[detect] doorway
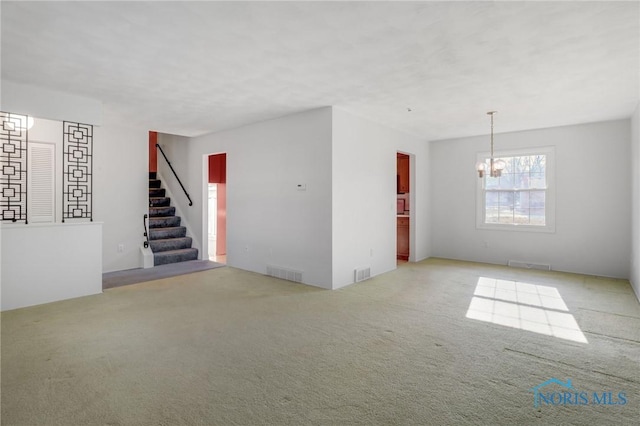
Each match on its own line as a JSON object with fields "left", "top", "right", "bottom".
{"left": 396, "top": 152, "right": 410, "bottom": 264}
{"left": 208, "top": 153, "right": 227, "bottom": 264}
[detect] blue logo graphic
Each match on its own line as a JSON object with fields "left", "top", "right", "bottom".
{"left": 529, "top": 378, "right": 627, "bottom": 408}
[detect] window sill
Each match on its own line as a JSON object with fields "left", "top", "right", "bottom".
{"left": 476, "top": 222, "right": 555, "bottom": 233}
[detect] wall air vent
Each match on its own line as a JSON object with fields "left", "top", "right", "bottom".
{"left": 354, "top": 267, "right": 371, "bottom": 283}
{"left": 507, "top": 260, "right": 551, "bottom": 271}
{"left": 266, "top": 265, "right": 302, "bottom": 283}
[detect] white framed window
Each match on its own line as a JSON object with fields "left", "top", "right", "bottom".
{"left": 476, "top": 146, "right": 555, "bottom": 233}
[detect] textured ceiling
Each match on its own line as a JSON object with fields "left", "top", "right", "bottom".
{"left": 1, "top": 1, "right": 639, "bottom": 140}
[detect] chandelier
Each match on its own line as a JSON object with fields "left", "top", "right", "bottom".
{"left": 476, "top": 111, "right": 505, "bottom": 178}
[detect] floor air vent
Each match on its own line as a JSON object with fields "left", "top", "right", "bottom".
{"left": 354, "top": 267, "right": 371, "bottom": 283}
{"left": 507, "top": 260, "right": 551, "bottom": 271}
{"left": 266, "top": 265, "right": 303, "bottom": 283}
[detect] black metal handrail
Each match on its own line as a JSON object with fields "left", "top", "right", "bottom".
{"left": 143, "top": 214, "right": 150, "bottom": 248}
{"left": 156, "top": 143, "right": 193, "bottom": 206}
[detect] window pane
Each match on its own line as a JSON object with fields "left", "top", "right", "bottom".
{"left": 528, "top": 156, "right": 545, "bottom": 189}
{"left": 499, "top": 191, "right": 514, "bottom": 206}
{"left": 514, "top": 207, "right": 530, "bottom": 224}
{"left": 530, "top": 155, "right": 546, "bottom": 174}
{"left": 486, "top": 192, "right": 500, "bottom": 207}
{"left": 486, "top": 207, "right": 499, "bottom": 223}
{"left": 530, "top": 172, "right": 545, "bottom": 188}
{"left": 498, "top": 191, "right": 514, "bottom": 224}
{"left": 498, "top": 206, "right": 514, "bottom": 223}
{"left": 517, "top": 191, "right": 530, "bottom": 209}
{"left": 530, "top": 208, "right": 545, "bottom": 225}
{"left": 530, "top": 191, "right": 545, "bottom": 208}
{"left": 513, "top": 172, "right": 529, "bottom": 189}
{"left": 501, "top": 157, "right": 514, "bottom": 174}
{"left": 480, "top": 151, "right": 550, "bottom": 229}
{"left": 498, "top": 173, "right": 514, "bottom": 189}
{"left": 515, "top": 156, "right": 530, "bottom": 173}
{"left": 486, "top": 175, "right": 499, "bottom": 189}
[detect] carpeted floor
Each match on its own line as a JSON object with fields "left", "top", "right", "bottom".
{"left": 2, "top": 258, "right": 639, "bottom": 425}
{"left": 102, "top": 260, "right": 225, "bottom": 289}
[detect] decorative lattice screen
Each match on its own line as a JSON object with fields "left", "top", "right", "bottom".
{"left": 1, "top": 111, "right": 29, "bottom": 223}
{"left": 62, "top": 121, "right": 93, "bottom": 221}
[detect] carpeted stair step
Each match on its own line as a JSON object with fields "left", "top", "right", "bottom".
{"left": 147, "top": 173, "right": 198, "bottom": 267}
{"left": 150, "top": 237, "right": 193, "bottom": 253}
{"left": 149, "top": 197, "right": 171, "bottom": 207}
{"left": 149, "top": 206, "right": 176, "bottom": 217}
{"left": 149, "top": 188, "right": 166, "bottom": 197}
{"left": 154, "top": 248, "right": 199, "bottom": 266}
{"left": 149, "top": 216, "right": 181, "bottom": 228}
{"left": 149, "top": 226, "right": 187, "bottom": 240}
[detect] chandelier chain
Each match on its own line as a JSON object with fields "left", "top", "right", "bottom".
{"left": 490, "top": 112, "right": 494, "bottom": 158}
{"left": 476, "top": 111, "right": 503, "bottom": 179}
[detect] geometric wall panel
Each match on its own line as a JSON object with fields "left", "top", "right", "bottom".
{"left": 0, "top": 111, "right": 28, "bottom": 223}
{"left": 62, "top": 121, "right": 93, "bottom": 222}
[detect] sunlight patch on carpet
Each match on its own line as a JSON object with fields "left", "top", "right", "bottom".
{"left": 466, "top": 277, "right": 588, "bottom": 343}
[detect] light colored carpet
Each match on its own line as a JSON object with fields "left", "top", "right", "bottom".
{"left": 2, "top": 258, "right": 639, "bottom": 425}
{"left": 102, "top": 260, "right": 225, "bottom": 289}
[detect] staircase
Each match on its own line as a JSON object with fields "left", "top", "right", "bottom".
{"left": 148, "top": 172, "right": 198, "bottom": 266}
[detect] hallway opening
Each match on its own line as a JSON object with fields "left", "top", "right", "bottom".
{"left": 207, "top": 153, "right": 227, "bottom": 264}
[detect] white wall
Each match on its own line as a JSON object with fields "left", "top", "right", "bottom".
{"left": 29, "top": 113, "right": 148, "bottom": 273}
{"left": 631, "top": 103, "right": 640, "bottom": 300}
{"left": 430, "top": 119, "right": 631, "bottom": 279}
{"left": 94, "top": 109, "right": 149, "bottom": 272}
{"left": 1, "top": 82, "right": 148, "bottom": 274}
{"left": 1, "top": 80, "right": 103, "bottom": 126}
{"left": 331, "top": 108, "right": 430, "bottom": 289}
{"left": 159, "top": 108, "right": 334, "bottom": 288}
{"left": 1, "top": 223, "right": 102, "bottom": 311}
{"left": 408, "top": 139, "right": 431, "bottom": 262}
